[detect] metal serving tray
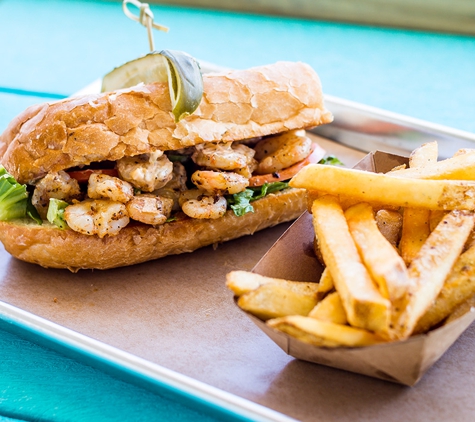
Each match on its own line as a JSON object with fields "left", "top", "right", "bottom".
{"left": 1, "top": 64, "right": 475, "bottom": 421}
{"left": 314, "top": 94, "right": 475, "bottom": 159}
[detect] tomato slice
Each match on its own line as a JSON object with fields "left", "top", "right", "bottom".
{"left": 248, "top": 143, "right": 325, "bottom": 187}
{"left": 67, "top": 168, "right": 119, "bottom": 183}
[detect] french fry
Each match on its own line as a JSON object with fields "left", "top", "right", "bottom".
{"left": 311, "top": 195, "right": 391, "bottom": 335}
{"left": 443, "top": 295, "right": 475, "bottom": 326}
{"left": 226, "top": 270, "right": 319, "bottom": 297}
{"left": 453, "top": 148, "right": 475, "bottom": 157}
{"left": 313, "top": 235, "right": 325, "bottom": 266}
{"left": 392, "top": 210, "right": 475, "bottom": 339}
{"left": 237, "top": 284, "right": 318, "bottom": 321}
{"left": 345, "top": 203, "right": 410, "bottom": 301}
{"left": 306, "top": 190, "right": 364, "bottom": 213}
{"left": 414, "top": 245, "right": 475, "bottom": 334}
{"left": 389, "top": 149, "right": 475, "bottom": 180}
{"left": 308, "top": 190, "right": 399, "bottom": 215}
{"left": 375, "top": 209, "right": 403, "bottom": 248}
{"left": 388, "top": 164, "right": 406, "bottom": 172}
{"left": 465, "top": 230, "right": 475, "bottom": 251}
{"left": 267, "top": 316, "right": 383, "bottom": 347}
{"left": 429, "top": 210, "right": 447, "bottom": 231}
{"left": 408, "top": 141, "right": 438, "bottom": 168}
{"left": 399, "top": 142, "right": 438, "bottom": 264}
{"left": 290, "top": 165, "right": 475, "bottom": 210}
{"left": 316, "top": 267, "right": 334, "bottom": 300}
{"left": 308, "top": 291, "right": 348, "bottom": 325}
{"left": 399, "top": 208, "right": 431, "bottom": 265}
{"left": 432, "top": 211, "right": 475, "bottom": 251}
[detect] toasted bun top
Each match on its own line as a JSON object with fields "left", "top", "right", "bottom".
{"left": 0, "top": 61, "right": 332, "bottom": 184}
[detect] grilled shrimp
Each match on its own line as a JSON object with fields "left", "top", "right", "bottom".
{"left": 153, "top": 162, "right": 188, "bottom": 211}
{"left": 191, "top": 170, "right": 249, "bottom": 195}
{"left": 232, "top": 144, "right": 258, "bottom": 178}
{"left": 117, "top": 150, "right": 173, "bottom": 192}
{"left": 87, "top": 173, "right": 134, "bottom": 203}
{"left": 32, "top": 171, "right": 82, "bottom": 219}
{"left": 64, "top": 199, "right": 129, "bottom": 238}
{"left": 178, "top": 189, "right": 203, "bottom": 207}
{"left": 181, "top": 193, "right": 227, "bottom": 220}
{"left": 126, "top": 194, "right": 173, "bottom": 226}
{"left": 192, "top": 142, "right": 257, "bottom": 172}
{"left": 254, "top": 130, "right": 312, "bottom": 174}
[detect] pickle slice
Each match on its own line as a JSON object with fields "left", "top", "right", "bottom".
{"left": 101, "top": 50, "right": 203, "bottom": 122}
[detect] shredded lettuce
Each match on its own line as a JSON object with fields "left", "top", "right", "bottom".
{"left": 0, "top": 165, "right": 29, "bottom": 221}
{"left": 318, "top": 155, "right": 344, "bottom": 166}
{"left": 227, "top": 181, "right": 290, "bottom": 217}
{"left": 46, "top": 198, "right": 69, "bottom": 229}
{"left": 249, "top": 181, "right": 289, "bottom": 200}
{"left": 227, "top": 189, "right": 254, "bottom": 217}
{"left": 27, "top": 195, "right": 42, "bottom": 224}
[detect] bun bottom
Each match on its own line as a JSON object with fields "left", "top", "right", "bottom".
{"left": 0, "top": 188, "right": 306, "bottom": 271}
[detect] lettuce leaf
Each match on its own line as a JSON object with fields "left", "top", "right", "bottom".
{"left": 46, "top": 198, "right": 69, "bottom": 229}
{"left": 27, "top": 195, "right": 42, "bottom": 224}
{"left": 0, "top": 166, "right": 29, "bottom": 221}
{"left": 318, "top": 155, "right": 344, "bottom": 166}
{"left": 249, "top": 181, "right": 289, "bottom": 200}
{"left": 227, "top": 189, "right": 254, "bottom": 217}
{"left": 227, "top": 181, "right": 290, "bottom": 217}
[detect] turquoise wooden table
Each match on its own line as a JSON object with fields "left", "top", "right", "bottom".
{"left": 1, "top": 0, "right": 475, "bottom": 421}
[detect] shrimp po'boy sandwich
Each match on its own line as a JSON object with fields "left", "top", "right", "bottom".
{"left": 0, "top": 54, "right": 332, "bottom": 271}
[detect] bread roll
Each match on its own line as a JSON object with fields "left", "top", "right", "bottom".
{"left": 0, "top": 61, "right": 332, "bottom": 184}
{"left": 0, "top": 60, "right": 332, "bottom": 270}
{"left": 0, "top": 188, "right": 306, "bottom": 271}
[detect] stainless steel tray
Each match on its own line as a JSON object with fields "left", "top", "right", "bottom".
{"left": 315, "top": 94, "right": 475, "bottom": 159}
{"left": 2, "top": 64, "right": 475, "bottom": 421}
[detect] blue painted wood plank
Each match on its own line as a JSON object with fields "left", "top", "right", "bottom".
{"left": 1, "top": 0, "right": 475, "bottom": 132}
{"left": 0, "top": 327, "right": 221, "bottom": 422}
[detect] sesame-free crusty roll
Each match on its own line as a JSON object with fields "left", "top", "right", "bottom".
{"left": 0, "top": 188, "right": 306, "bottom": 271}
{"left": 0, "top": 60, "right": 332, "bottom": 270}
{"left": 0, "top": 61, "right": 332, "bottom": 184}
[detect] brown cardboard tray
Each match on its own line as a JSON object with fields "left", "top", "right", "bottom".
{"left": 248, "top": 151, "right": 475, "bottom": 386}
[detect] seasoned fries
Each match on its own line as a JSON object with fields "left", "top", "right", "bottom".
{"left": 392, "top": 210, "right": 474, "bottom": 339}
{"left": 311, "top": 195, "right": 390, "bottom": 335}
{"left": 399, "top": 208, "right": 431, "bottom": 265}
{"left": 289, "top": 165, "right": 475, "bottom": 210}
{"left": 389, "top": 149, "right": 475, "bottom": 180}
{"left": 226, "top": 140, "right": 475, "bottom": 350}
{"left": 237, "top": 283, "right": 318, "bottom": 321}
{"left": 267, "top": 316, "right": 383, "bottom": 348}
{"left": 316, "top": 267, "right": 334, "bottom": 300}
{"left": 414, "top": 245, "right": 475, "bottom": 334}
{"left": 308, "top": 292, "right": 347, "bottom": 325}
{"left": 345, "top": 203, "right": 409, "bottom": 301}
{"left": 375, "top": 209, "right": 402, "bottom": 247}
{"left": 399, "top": 142, "right": 438, "bottom": 265}
{"left": 443, "top": 295, "right": 475, "bottom": 326}
{"left": 408, "top": 141, "right": 438, "bottom": 168}
{"left": 226, "top": 270, "right": 319, "bottom": 297}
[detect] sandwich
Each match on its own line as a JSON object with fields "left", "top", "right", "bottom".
{"left": 0, "top": 59, "right": 332, "bottom": 271}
